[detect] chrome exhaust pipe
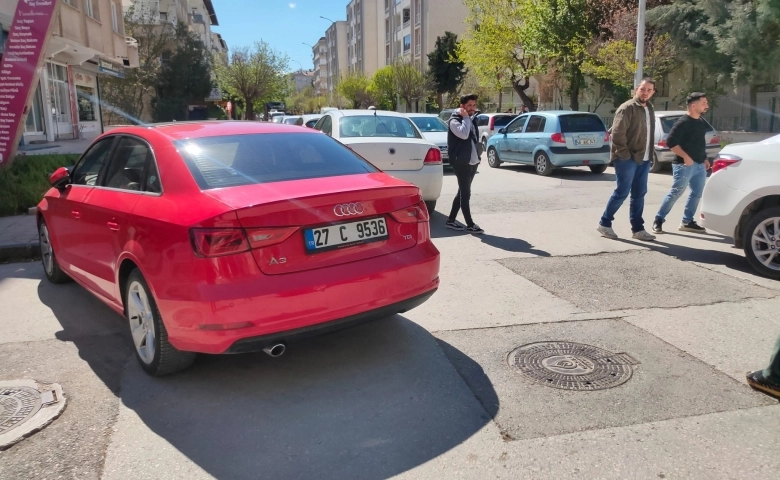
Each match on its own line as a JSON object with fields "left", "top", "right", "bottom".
{"left": 263, "top": 343, "right": 286, "bottom": 358}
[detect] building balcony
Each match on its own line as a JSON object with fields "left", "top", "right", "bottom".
{"left": 416, "top": 12, "right": 421, "bottom": 25}
{"left": 403, "top": 20, "right": 410, "bottom": 29}
{"left": 415, "top": 44, "right": 421, "bottom": 56}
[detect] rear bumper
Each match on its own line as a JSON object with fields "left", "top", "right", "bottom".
{"left": 161, "top": 240, "right": 440, "bottom": 354}
{"left": 227, "top": 289, "right": 436, "bottom": 354}
{"left": 547, "top": 148, "right": 611, "bottom": 167}
{"left": 656, "top": 145, "right": 721, "bottom": 163}
{"left": 384, "top": 165, "right": 443, "bottom": 201}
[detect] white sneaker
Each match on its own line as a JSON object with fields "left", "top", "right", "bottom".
{"left": 597, "top": 225, "right": 618, "bottom": 239}
{"left": 632, "top": 230, "right": 656, "bottom": 242}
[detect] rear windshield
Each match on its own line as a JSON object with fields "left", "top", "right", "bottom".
{"left": 660, "top": 115, "right": 715, "bottom": 133}
{"left": 409, "top": 116, "right": 448, "bottom": 132}
{"left": 559, "top": 114, "right": 606, "bottom": 133}
{"left": 340, "top": 115, "right": 422, "bottom": 138}
{"left": 492, "top": 115, "right": 516, "bottom": 127}
{"left": 176, "top": 133, "right": 378, "bottom": 189}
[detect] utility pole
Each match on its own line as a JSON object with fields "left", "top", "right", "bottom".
{"left": 634, "top": 0, "right": 647, "bottom": 89}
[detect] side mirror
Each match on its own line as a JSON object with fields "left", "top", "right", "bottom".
{"left": 49, "top": 167, "right": 70, "bottom": 190}
{"left": 498, "top": 128, "right": 507, "bottom": 134}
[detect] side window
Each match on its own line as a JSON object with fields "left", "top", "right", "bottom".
{"left": 313, "top": 116, "right": 326, "bottom": 131}
{"left": 506, "top": 115, "right": 528, "bottom": 134}
{"left": 525, "top": 116, "right": 545, "bottom": 133}
{"left": 321, "top": 116, "right": 333, "bottom": 136}
{"left": 103, "top": 137, "right": 156, "bottom": 192}
{"left": 71, "top": 137, "right": 115, "bottom": 186}
{"left": 477, "top": 115, "right": 488, "bottom": 127}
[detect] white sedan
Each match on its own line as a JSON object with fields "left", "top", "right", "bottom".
{"left": 405, "top": 113, "right": 450, "bottom": 166}
{"left": 701, "top": 134, "right": 780, "bottom": 279}
{"left": 313, "top": 110, "right": 443, "bottom": 211}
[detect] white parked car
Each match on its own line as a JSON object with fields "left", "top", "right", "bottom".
{"left": 404, "top": 113, "right": 449, "bottom": 166}
{"left": 701, "top": 134, "right": 780, "bottom": 279}
{"left": 313, "top": 110, "right": 443, "bottom": 211}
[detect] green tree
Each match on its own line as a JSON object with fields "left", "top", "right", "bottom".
{"left": 368, "top": 66, "right": 398, "bottom": 110}
{"left": 151, "top": 23, "right": 213, "bottom": 122}
{"left": 427, "top": 32, "right": 467, "bottom": 110}
{"left": 393, "top": 61, "right": 432, "bottom": 111}
{"left": 336, "top": 72, "right": 374, "bottom": 108}
{"left": 215, "top": 41, "right": 289, "bottom": 120}
{"left": 649, "top": 0, "right": 780, "bottom": 131}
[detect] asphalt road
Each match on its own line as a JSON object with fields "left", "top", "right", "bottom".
{"left": 1, "top": 159, "right": 779, "bottom": 480}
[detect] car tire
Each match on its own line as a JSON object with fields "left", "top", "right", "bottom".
{"left": 125, "top": 268, "right": 196, "bottom": 376}
{"left": 742, "top": 206, "right": 780, "bottom": 280}
{"left": 650, "top": 153, "right": 663, "bottom": 173}
{"left": 38, "top": 219, "right": 70, "bottom": 284}
{"left": 487, "top": 147, "right": 502, "bottom": 168}
{"left": 589, "top": 165, "right": 608, "bottom": 174}
{"left": 534, "top": 152, "right": 555, "bottom": 176}
{"left": 424, "top": 200, "right": 437, "bottom": 213}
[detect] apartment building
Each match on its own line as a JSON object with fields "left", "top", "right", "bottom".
{"left": 346, "top": 0, "right": 379, "bottom": 77}
{"left": 0, "top": 0, "right": 139, "bottom": 143}
{"left": 289, "top": 70, "right": 314, "bottom": 93}
{"left": 312, "top": 36, "right": 327, "bottom": 95}
{"left": 324, "top": 20, "right": 347, "bottom": 94}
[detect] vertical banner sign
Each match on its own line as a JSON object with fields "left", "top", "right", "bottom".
{"left": 0, "top": 0, "right": 61, "bottom": 169}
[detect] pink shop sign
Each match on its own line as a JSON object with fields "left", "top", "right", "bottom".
{"left": 0, "top": 0, "right": 60, "bottom": 168}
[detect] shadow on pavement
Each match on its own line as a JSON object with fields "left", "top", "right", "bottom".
{"left": 498, "top": 164, "right": 617, "bottom": 182}
{"left": 428, "top": 212, "right": 551, "bottom": 256}
{"left": 37, "top": 275, "right": 498, "bottom": 480}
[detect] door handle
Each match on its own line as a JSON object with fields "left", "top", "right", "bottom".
{"left": 107, "top": 221, "right": 119, "bottom": 231}
{"left": 71, "top": 210, "right": 80, "bottom": 219}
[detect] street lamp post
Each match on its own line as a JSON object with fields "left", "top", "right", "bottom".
{"left": 634, "top": 0, "right": 647, "bottom": 89}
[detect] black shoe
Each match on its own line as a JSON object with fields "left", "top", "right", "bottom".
{"left": 746, "top": 370, "right": 780, "bottom": 400}
{"left": 679, "top": 221, "right": 706, "bottom": 233}
{"left": 466, "top": 224, "right": 484, "bottom": 234}
{"left": 652, "top": 218, "right": 665, "bottom": 234}
{"left": 446, "top": 219, "right": 466, "bottom": 231}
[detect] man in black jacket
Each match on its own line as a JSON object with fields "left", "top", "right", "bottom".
{"left": 446, "top": 94, "right": 484, "bottom": 234}
{"left": 652, "top": 92, "right": 711, "bottom": 233}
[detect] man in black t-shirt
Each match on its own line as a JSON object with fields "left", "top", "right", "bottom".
{"left": 652, "top": 92, "right": 711, "bottom": 234}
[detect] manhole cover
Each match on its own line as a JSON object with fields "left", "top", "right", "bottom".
{"left": 508, "top": 342, "right": 640, "bottom": 391}
{"left": 0, "top": 380, "right": 66, "bottom": 450}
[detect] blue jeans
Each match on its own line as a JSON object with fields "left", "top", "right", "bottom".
{"left": 655, "top": 162, "right": 707, "bottom": 224}
{"left": 600, "top": 159, "right": 651, "bottom": 233}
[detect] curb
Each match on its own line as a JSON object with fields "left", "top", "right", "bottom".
{"left": 0, "top": 243, "right": 41, "bottom": 263}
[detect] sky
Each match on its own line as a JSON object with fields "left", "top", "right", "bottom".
{"left": 212, "top": 0, "right": 348, "bottom": 72}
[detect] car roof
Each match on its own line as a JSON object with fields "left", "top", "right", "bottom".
{"left": 522, "top": 110, "right": 601, "bottom": 116}
{"left": 105, "top": 121, "right": 321, "bottom": 140}
{"left": 478, "top": 113, "right": 516, "bottom": 117}
{"left": 301, "top": 114, "right": 322, "bottom": 119}
{"left": 405, "top": 113, "right": 438, "bottom": 117}
{"left": 654, "top": 111, "right": 688, "bottom": 117}
{"left": 328, "top": 109, "right": 408, "bottom": 118}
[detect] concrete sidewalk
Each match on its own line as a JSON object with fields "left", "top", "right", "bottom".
{"left": 0, "top": 214, "right": 39, "bottom": 263}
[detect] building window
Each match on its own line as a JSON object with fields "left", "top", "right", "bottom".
{"left": 161, "top": 51, "right": 171, "bottom": 65}
{"left": 25, "top": 85, "right": 45, "bottom": 135}
{"left": 159, "top": 11, "right": 168, "bottom": 22}
{"left": 85, "top": 0, "right": 99, "bottom": 20}
{"left": 403, "top": 34, "right": 411, "bottom": 53}
{"left": 111, "top": 3, "right": 120, "bottom": 32}
{"left": 403, "top": 9, "right": 410, "bottom": 26}
{"left": 63, "top": 0, "right": 77, "bottom": 7}
{"left": 76, "top": 86, "right": 97, "bottom": 122}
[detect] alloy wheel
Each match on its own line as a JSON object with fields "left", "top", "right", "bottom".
{"left": 39, "top": 223, "right": 53, "bottom": 276}
{"left": 127, "top": 280, "right": 157, "bottom": 364}
{"left": 536, "top": 154, "right": 548, "bottom": 174}
{"left": 751, "top": 217, "right": 780, "bottom": 272}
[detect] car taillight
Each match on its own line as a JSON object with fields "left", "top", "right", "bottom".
{"left": 551, "top": 133, "right": 566, "bottom": 144}
{"left": 190, "top": 228, "right": 250, "bottom": 257}
{"left": 244, "top": 227, "right": 299, "bottom": 249}
{"left": 424, "top": 148, "right": 442, "bottom": 165}
{"left": 711, "top": 154, "right": 742, "bottom": 174}
{"left": 709, "top": 135, "right": 721, "bottom": 145}
{"left": 604, "top": 131, "right": 611, "bottom": 142}
{"left": 657, "top": 138, "right": 668, "bottom": 148}
{"left": 489, "top": 117, "right": 495, "bottom": 131}
{"left": 390, "top": 202, "right": 430, "bottom": 223}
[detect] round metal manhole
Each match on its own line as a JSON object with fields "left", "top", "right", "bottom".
{"left": 508, "top": 342, "right": 640, "bottom": 391}
{"left": 0, "top": 380, "right": 66, "bottom": 450}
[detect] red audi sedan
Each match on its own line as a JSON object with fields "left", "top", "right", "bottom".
{"left": 37, "top": 121, "right": 440, "bottom": 375}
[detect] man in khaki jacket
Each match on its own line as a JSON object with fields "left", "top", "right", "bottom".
{"left": 598, "top": 78, "right": 657, "bottom": 241}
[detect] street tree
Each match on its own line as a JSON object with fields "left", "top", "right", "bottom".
{"left": 459, "top": 0, "right": 542, "bottom": 110}
{"left": 215, "top": 41, "right": 289, "bottom": 120}
{"left": 393, "top": 61, "right": 432, "bottom": 112}
{"left": 151, "top": 23, "right": 213, "bottom": 122}
{"left": 337, "top": 72, "right": 375, "bottom": 109}
{"left": 368, "top": 66, "right": 398, "bottom": 110}
{"left": 427, "top": 32, "right": 467, "bottom": 110}
{"left": 99, "top": 1, "right": 174, "bottom": 124}
{"left": 649, "top": 0, "right": 780, "bottom": 131}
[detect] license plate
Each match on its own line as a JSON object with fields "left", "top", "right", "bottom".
{"left": 575, "top": 136, "right": 596, "bottom": 146}
{"left": 304, "top": 217, "right": 389, "bottom": 252}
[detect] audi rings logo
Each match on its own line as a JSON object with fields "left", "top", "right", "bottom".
{"left": 334, "top": 203, "right": 365, "bottom": 217}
